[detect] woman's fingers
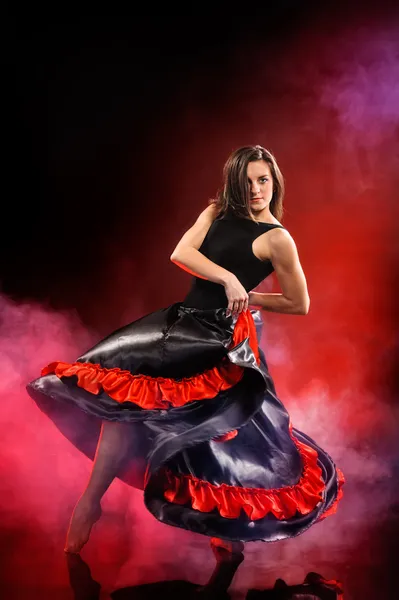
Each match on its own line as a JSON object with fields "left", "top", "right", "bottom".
{"left": 233, "top": 296, "right": 249, "bottom": 316}
{"left": 241, "top": 294, "right": 249, "bottom": 312}
{"left": 227, "top": 292, "right": 249, "bottom": 318}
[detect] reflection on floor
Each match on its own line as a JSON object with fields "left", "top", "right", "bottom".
{"left": 65, "top": 550, "right": 343, "bottom": 599}
{"left": 2, "top": 480, "right": 395, "bottom": 600}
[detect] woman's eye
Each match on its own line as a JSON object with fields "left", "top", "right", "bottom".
{"left": 260, "top": 178, "right": 268, "bottom": 183}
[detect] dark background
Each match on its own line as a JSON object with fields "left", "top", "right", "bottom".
{"left": 2, "top": 3, "right": 351, "bottom": 328}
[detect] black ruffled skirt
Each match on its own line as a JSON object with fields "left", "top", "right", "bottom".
{"left": 26, "top": 303, "right": 344, "bottom": 543}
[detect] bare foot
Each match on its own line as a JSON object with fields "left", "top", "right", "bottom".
{"left": 64, "top": 496, "right": 102, "bottom": 554}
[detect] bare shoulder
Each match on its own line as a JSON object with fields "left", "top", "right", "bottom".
{"left": 268, "top": 227, "right": 301, "bottom": 266}
{"left": 196, "top": 202, "right": 220, "bottom": 224}
{"left": 269, "top": 226, "right": 294, "bottom": 245}
{"left": 171, "top": 203, "right": 220, "bottom": 256}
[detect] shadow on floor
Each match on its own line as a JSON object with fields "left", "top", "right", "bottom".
{"left": 66, "top": 552, "right": 344, "bottom": 599}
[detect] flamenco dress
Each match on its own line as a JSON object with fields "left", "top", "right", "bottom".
{"left": 26, "top": 212, "right": 345, "bottom": 543}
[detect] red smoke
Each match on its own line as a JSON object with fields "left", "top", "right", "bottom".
{"left": 1, "top": 8, "right": 398, "bottom": 599}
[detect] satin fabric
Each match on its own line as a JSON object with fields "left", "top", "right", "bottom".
{"left": 26, "top": 304, "right": 344, "bottom": 542}
{"left": 40, "top": 307, "right": 260, "bottom": 409}
{"left": 160, "top": 421, "right": 327, "bottom": 520}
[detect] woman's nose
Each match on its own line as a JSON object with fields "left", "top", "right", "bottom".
{"left": 251, "top": 183, "right": 260, "bottom": 195}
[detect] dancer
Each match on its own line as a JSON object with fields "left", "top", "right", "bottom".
{"left": 27, "top": 145, "right": 344, "bottom": 561}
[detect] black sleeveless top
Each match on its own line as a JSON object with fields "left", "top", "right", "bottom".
{"left": 182, "top": 213, "right": 285, "bottom": 309}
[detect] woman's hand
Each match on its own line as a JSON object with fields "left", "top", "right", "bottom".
{"left": 224, "top": 274, "right": 249, "bottom": 317}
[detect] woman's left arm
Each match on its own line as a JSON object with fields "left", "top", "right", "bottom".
{"left": 249, "top": 229, "right": 310, "bottom": 315}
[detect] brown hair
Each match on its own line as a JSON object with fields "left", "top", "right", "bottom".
{"left": 211, "top": 145, "right": 285, "bottom": 222}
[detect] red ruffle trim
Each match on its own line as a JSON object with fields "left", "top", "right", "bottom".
{"left": 41, "top": 359, "right": 244, "bottom": 410}
{"left": 161, "top": 420, "right": 338, "bottom": 521}
{"left": 316, "top": 467, "right": 345, "bottom": 522}
{"left": 41, "top": 310, "right": 260, "bottom": 410}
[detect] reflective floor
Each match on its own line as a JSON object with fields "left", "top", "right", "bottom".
{"left": 1, "top": 477, "right": 396, "bottom": 599}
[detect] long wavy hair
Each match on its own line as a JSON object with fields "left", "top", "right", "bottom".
{"left": 212, "top": 145, "right": 285, "bottom": 222}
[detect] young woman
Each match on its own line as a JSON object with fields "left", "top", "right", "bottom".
{"left": 27, "top": 145, "right": 344, "bottom": 560}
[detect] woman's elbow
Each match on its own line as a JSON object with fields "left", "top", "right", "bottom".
{"left": 170, "top": 248, "right": 181, "bottom": 262}
{"left": 296, "top": 296, "right": 310, "bottom": 315}
{"left": 171, "top": 246, "right": 192, "bottom": 263}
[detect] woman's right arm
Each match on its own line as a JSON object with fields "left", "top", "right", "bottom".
{"left": 170, "top": 204, "right": 228, "bottom": 284}
{"left": 170, "top": 205, "right": 249, "bottom": 315}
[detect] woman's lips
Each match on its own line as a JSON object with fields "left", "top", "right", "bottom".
{"left": 251, "top": 198, "right": 262, "bottom": 202}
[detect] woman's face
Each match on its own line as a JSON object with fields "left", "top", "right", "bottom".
{"left": 247, "top": 160, "right": 274, "bottom": 214}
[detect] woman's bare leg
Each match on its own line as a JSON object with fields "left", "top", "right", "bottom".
{"left": 64, "top": 420, "right": 134, "bottom": 553}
